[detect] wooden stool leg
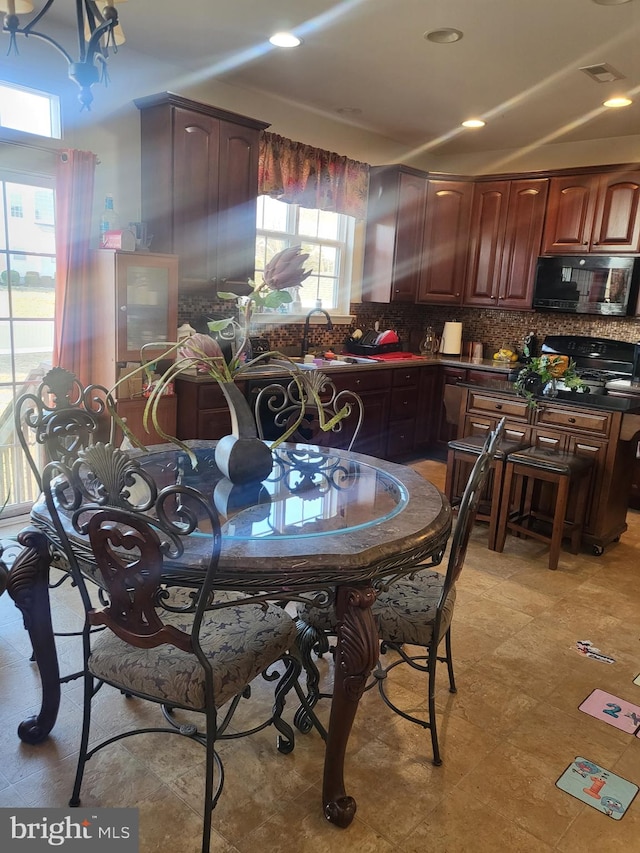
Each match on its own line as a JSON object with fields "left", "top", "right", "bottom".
{"left": 445, "top": 447, "right": 456, "bottom": 502}
{"left": 495, "top": 461, "right": 514, "bottom": 553}
{"left": 487, "top": 458, "right": 502, "bottom": 551}
{"left": 549, "top": 475, "right": 570, "bottom": 571}
{"left": 569, "top": 471, "right": 590, "bottom": 554}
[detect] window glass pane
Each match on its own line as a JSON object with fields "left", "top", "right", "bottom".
{"left": 0, "top": 189, "right": 5, "bottom": 250}
{"left": 8, "top": 254, "right": 56, "bottom": 318}
{"left": 298, "top": 207, "right": 319, "bottom": 237}
{"left": 0, "top": 256, "right": 8, "bottom": 316}
{"left": 11, "top": 319, "right": 54, "bottom": 382}
{"left": 318, "top": 210, "right": 340, "bottom": 240}
{"left": 0, "top": 82, "right": 61, "bottom": 138}
{"left": 262, "top": 196, "right": 288, "bottom": 232}
{"left": 0, "top": 321, "right": 11, "bottom": 383}
{"left": 317, "top": 277, "right": 337, "bottom": 307}
{"left": 319, "top": 245, "right": 338, "bottom": 276}
{"left": 6, "top": 183, "right": 56, "bottom": 253}
{"left": 255, "top": 195, "right": 265, "bottom": 230}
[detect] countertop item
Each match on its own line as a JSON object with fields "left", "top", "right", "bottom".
{"left": 440, "top": 321, "right": 463, "bottom": 356}
{"left": 605, "top": 379, "right": 640, "bottom": 395}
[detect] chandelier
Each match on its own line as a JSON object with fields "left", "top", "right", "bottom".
{"left": 0, "top": 0, "right": 125, "bottom": 109}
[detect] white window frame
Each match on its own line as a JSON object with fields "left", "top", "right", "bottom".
{"left": 254, "top": 196, "right": 356, "bottom": 324}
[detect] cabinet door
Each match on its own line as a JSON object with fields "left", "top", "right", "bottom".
{"left": 418, "top": 180, "right": 472, "bottom": 304}
{"left": 498, "top": 179, "right": 548, "bottom": 309}
{"left": 591, "top": 170, "right": 640, "bottom": 253}
{"left": 363, "top": 166, "right": 428, "bottom": 303}
{"left": 435, "top": 367, "right": 467, "bottom": 450}
{"left": 464, "top": 181, "right": 510, "bottom": 307}
{"left": 115, "top": 253, "right": 179, "bottom": 362}
{"left": 414, "top": 366, "right": 438, "bottom": 448}
{"left": 216, "top": 120, "right": 263, "bottom": 290}
{"left": 541, "top": 174, "right": 599, "bottom": 253}
{"left": 172, "top": 108, "right": 220, "bottom": 286}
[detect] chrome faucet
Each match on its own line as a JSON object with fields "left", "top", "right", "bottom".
{"left": 301, "top": 308, "right": 334, "bottom": 358}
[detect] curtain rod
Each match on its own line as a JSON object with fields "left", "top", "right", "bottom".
{"left": 0, "top": 139, "right": 100, "bottom": 164}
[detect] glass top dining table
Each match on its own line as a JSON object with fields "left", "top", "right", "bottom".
{"left": 10, "top": 440, "right": 452, "bottom": 828}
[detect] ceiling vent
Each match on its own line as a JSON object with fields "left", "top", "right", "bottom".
{"left": 580, "top": 63, "right": 626, "bottom": 83}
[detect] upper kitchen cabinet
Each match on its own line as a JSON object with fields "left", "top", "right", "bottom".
{"left": 591, "top": 170, "right": 640, "bottom": 253}
{"left": 542, "top": 169, "right": 640, "bottom": 254}
{"left": 417, "top": 179, "right": 473, "bottom": 305}
{"left": 136, "top": 93, "right": 269, "bottom": 294}
{"left": 464, "top": 178, "right": 548, "bottom": 309}
{"left": 362, "top": 165, "right": 428, "bottom": 302}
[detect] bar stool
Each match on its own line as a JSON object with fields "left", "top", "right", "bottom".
{"left": 495, "top": 446, "right": 594, "bottom": 570}
{"left": 445, "top": 432, "right": 528, "bottom": 550}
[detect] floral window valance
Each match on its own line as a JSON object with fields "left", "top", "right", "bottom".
{"left": 258, "top": 132, "right": 369, "bottom": 220}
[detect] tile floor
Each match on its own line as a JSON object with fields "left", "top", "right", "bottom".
{"left": 0, "top": 458, "right": 639, "bottom": 852}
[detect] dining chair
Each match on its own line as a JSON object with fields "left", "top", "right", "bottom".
{"left": 295, "top": 418, "right": 505, "bottom": 765}
{"left": 14, "top": 365, "right": 116, "bottom": 491}
{"left": 252, "top": 370, "right": 364, "bottom": 450}
{"left": 42, "top": 442, "right": 301, "bottom": 853}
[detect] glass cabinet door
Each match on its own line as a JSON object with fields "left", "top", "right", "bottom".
{"left": 115, "top": 253, "right": 178, "bottom": 362}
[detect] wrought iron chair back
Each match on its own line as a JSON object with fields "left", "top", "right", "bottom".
{"left": 14, "top": 366, "right": 116, "bottom": 491}
{"left": 41, "top": 441, "right": 300, "bottom": 853}
{"left": 253, "top": 371, "right": 364, "bottom": 451}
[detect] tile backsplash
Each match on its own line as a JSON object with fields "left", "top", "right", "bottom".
{"left": 178, "top": 293, "right": 640, "bottom": 360}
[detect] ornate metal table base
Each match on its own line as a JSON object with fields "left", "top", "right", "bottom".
{"left": 323, "top": 582, "right": 378, "bottom": 827}
{"left": 6, "top": 528, "right": 59, "bottom": 744}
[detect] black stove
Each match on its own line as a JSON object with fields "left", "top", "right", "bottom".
{"left": 540, "top": 335, "right": 636, "bottom": 392}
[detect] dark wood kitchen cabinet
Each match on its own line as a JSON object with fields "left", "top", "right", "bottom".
{"left": 542, "top": 168, "right": 640, "bottom": 254}
{"left": 414, "top": 365, "right": 439, "bottom": 450}
{"left": 136, "top": 93, "right": 269, "bottom": 294}
{"left": 331, "top": 369, "right": 391, "bottom": 457}
{"left": 362, "top": 165, "right": 428, "bottom": 303}
{"left": 418, "top": 179, "right": 473, "bottom": 305}
{"left": 464, "top": 178, "right": 548, "bottom": 309}
{"left": 175, "top": 377, "right": 246, "bottom": 441}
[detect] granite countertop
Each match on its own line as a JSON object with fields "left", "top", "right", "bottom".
{"left": 175, "top": 355, "right": 521, "bottom": 383}
{"left": 458, "top": 378, "right": 640, "bottom": 413}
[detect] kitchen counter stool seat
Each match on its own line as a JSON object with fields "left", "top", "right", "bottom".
{"left": 445, "top": 434, "right": 528, "bottom": 550}
{"left": 495, "top": 446, "right": 594, "bottom": 570}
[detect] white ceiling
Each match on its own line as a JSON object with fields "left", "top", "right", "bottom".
{"left": 3, "top": 0, "right": 640, "bottom": 157}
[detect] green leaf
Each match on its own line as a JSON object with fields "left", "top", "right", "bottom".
{"left": 207, "top": 318, "right": 235, "bottom": 332}
{"left": 216, "top": 291, "right": 238, "bottom": 301}
{"left": 263, "top": 291, "right": 292, "bottom": 308}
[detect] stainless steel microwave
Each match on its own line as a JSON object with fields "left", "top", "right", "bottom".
{"left": 532, "top": 255, "right": 640, "bottom": 315}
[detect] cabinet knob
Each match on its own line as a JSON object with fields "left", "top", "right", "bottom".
{"left": 568, "top": 417, "right": 576, "bottom": 423}
{"left": 495, "top": 403, "right": 503, "bottom": 410}
{"left": 355, "top": 379, "right": 361, "bottom": 385}
{"left": 455, "top": 292, "right": 460, "bottom": 297}
{"left": 491, "top": 295, "right": 496, "bottom": 300}
{"left": 119, "top": 305, "right": 127, "bottom": 312}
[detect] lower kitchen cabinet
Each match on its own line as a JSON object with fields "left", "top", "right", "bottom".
{"left": 414, "top": 366, "right": 439, "bottom": 449}
{"left": 458, "top": 384, "right": 635, "bottom": 553}
{"left": 386, "top": 366, "right": 420, "bottom": 459}
{"left": 116, "top": 396, "right": 178, "bottom": 446}
{"left": 176, "top": 377, "right": 244, "bottom": 440}
{"left": 332, "top": 369, "right": 391, "bottom": 457}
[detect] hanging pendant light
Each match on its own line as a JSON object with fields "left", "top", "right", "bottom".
{"left": 0, "top": 0, "right": 127, "bottom": 110}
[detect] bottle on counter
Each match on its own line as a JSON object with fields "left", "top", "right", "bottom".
{"left": 419, "top": 326, "right": 436, "bottom": 356}
{"left": 99, "top": 194, "right": 119, "bottom": 245}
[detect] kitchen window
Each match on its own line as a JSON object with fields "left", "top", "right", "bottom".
{"left": 255, "top": 195, "right": 355, "bottom": 318}
{"left": 0, "top": 81, "right": 61, "bottom": 139}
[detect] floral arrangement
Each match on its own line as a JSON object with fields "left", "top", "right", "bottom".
{"left": 514, "top": 355, "right": 587, "bottom": 407}
{"left": 111, "top": 247, "right": 348, "bottom": 463}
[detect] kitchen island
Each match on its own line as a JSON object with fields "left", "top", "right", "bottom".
{"left": 456, "top": 379, "right": 640, "bottom": 555}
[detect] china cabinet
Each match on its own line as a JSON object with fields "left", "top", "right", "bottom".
{"left": 91, "top": 250, "right": 179, "bottom": 442}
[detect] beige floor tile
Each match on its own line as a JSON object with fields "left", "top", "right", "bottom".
{"left": 462, "top": 742, "right": 584, "bottom": 847}
{"left": 401, "top": 784, "right": 554, "bottom": 853}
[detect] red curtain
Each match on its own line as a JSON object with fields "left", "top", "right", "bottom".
{"left": 52, "top": 149, "right": 98, "bottom": 387}
{"left": 258, "top": 132, "right": 369, "bottom": 220}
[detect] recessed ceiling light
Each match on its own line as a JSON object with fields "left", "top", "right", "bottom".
{"left": 461, "top": 119, "right": 486, "bottom": 128}
{"left": 603, "top": 96, "right": 633, "bottom": 107}
{"left": 424, "top": 28, "right": 463, "bottom": 44}
{"left": 591, "top": 1, "right": 632, "bottom": 6}
{"left": 269, "top": 32, "right": 302, "bottom": 48}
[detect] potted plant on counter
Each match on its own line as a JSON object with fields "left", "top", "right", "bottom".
{"left": 112, "top": 247, "right": 350, "bottom": 485}
{"left": 514, "top": 355, "right": 587, "bottom": 408}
